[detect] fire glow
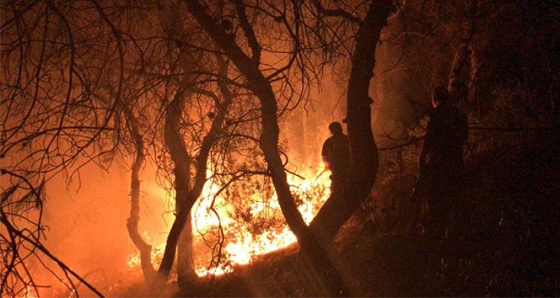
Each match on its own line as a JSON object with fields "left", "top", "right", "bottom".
{"left": 127, "top": 169, "right": 331, "bottom": 277}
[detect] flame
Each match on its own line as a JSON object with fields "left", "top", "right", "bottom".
{"left": 195, "top": 264, "right": 233, "bottom": 276}
{"left": 23, "top": 287, "right": 37, "bottom": 298}
{"left": 126, "top": 232, "right": 166, "bottom": 269}
{"left": 127, "top": 167, "right": 331, "bottom": 277}
{"left": 223, "top": 225, "right": 296, "bottom": 265}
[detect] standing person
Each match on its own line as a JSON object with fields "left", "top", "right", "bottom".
{"left": 417, "top": 86, "right": 468, "bottom": 239}
{"left": 322, "top": 121, "right": 351, "bottom": 194}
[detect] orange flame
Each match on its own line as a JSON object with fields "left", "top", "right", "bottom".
{"left": 127, "top": 168, "right": 330, "bottom": 277}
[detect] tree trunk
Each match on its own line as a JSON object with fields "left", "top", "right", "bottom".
{"left": 157, "top": 56, "right": 234, "bottom": 291}
{"left": 309, "top": 0, "right": 392, "bottom": 244}
{"left": 184, "top": 1, "right": 365, "bottom": 295}
{"left": 123, "top": 106, "right": 156, "bottom": 281}
{"left": 175, "top": 56, "right": 234, "bottom": 292}
{"left": 177, "top": 213, "right": 198, "bottom": 291}
{"left": 157, "top": 91, "right": 193, "bottom": 284}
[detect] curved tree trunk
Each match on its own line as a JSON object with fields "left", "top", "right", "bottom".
{"left": 123, "top": 106, "right": 156, "bottom": 281}
{"left": 176, "top": 57, "right": 235, "bottom": 292}
{"left": 156, "top": 60, "right": 234, "bottom": 291}
{"left": 157, "top": 91, "right": 192, "bottom": 285}
{"left": 309, "top": 0, "right": 392, "bottom": 244}
{"left": 185, "top": 1, "right": 383, "bottom": 295}
{"left": 157, "top": 2, "right": 201, "bottom": 290}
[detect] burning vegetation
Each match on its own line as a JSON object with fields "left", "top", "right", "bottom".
{"left": 126, "top": 169, "right": 331, "bottom": 278}
{"left": 2, "top": 0, "right": 559, "bottom": 297}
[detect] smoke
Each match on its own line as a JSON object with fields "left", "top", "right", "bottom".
{"left": 39, "top": 158, "right": 169, "bottom": 296}
{"left": 30, "top": 69, "right": 392, "bottom": 296}
{"left": 281, "top": 71, "right": 348, "bottom": 174}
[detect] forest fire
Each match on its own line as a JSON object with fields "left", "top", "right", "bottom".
{"left": 2, "top": 0, "right": 558, "bottom": 296}
{"left": 126, "top": 169, "right": 331, "bottom": 277}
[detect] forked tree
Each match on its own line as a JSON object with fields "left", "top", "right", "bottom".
{"left": 184, "top": 0, "right": 393, "bottom": 295}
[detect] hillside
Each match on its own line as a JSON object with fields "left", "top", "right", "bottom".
{"left": 156, "top": 129, "right": 559, "bottom": 297}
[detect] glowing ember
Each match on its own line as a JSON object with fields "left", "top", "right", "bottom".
{"left": 127, "top": 169, "right": 330, "bottom": 277}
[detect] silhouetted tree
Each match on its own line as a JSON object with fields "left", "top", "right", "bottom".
{"left": 1, "top": 0, "right": 125, "bottom": 295}
{"left": 185, "top": 0, "right": 394, "bottom": 295}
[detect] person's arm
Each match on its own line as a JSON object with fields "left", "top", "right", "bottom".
{"left": 321, "top": 140, "right": 330, "bottom": 170}
{"left": 322, "top": 155, "right": 330, "bottom": 170}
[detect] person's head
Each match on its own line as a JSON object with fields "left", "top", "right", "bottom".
{"left": 432, "top": 86, "right": 450, "bottom": 108}
{"left": 328, "top": 122, "right": 343, "bottom": 136}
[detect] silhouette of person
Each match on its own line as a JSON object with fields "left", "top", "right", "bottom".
{"left": 417, "top": 86, "right": 468, "bottom": 239}
{"left": 322, "top": 122, "right": 351, "bottom": 194}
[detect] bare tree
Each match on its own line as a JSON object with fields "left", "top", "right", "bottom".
{"left": 2, "top": 0, "right": 390, "bottom": 296}
{"left": 1, "top": 0, "right": 126, "bottom": 296}
{"left": 184, "top": 0, "right": 394, "bottom": 295}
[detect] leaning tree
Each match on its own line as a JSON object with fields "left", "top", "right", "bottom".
{"left": 103, "top": 2, "right": 281, "bottom": 291}
{"left": 184, "top": 0, "right": 394, "bottom": 295}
